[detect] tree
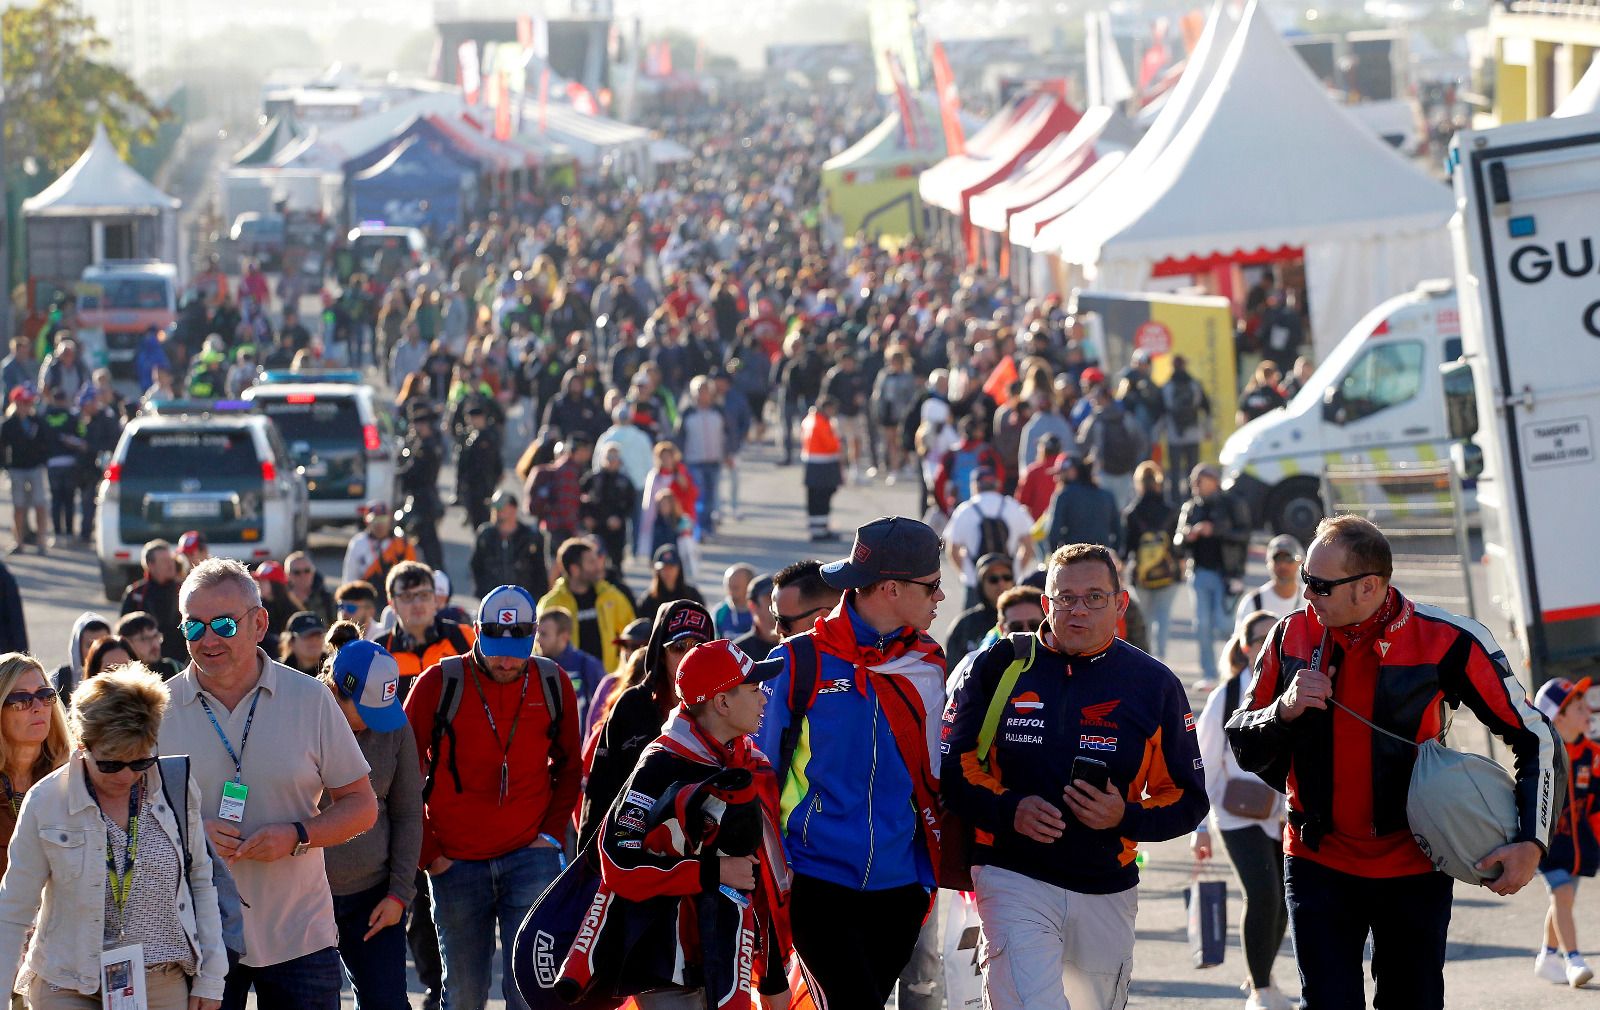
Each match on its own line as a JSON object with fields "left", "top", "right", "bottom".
{"left": 2, "top": 0, "right": 163, "bottom": 179}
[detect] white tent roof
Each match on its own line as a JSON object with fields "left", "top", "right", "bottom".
{"left": 1051, "top": 0, "right": 1450, "bottom": 268}
{"left": 1555, "top": 56, "right": 1600, "bottom": 117}
{"left": 22, "top": 124, "right": 180, "bottom": 217}
{"left": 1031, "top": 0, "right": 1239, "bottom": 256}
{"left": 969, "top": 107, "right": 1135, "bottom": 235}
{"left": 273, "top": 92, "right": 465, "bottom": 172}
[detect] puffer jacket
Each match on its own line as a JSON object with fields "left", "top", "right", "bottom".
{"left": 0, "top": 756, "right": 226, "bottom": 1000}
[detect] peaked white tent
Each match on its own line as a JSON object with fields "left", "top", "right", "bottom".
{"left": 1047, "top": 0, "right": 1453, "bottom": 356}
{"left": 23, "top": 124, "right": 181, "bottom": 218}
{"left": 1555, "top": 56, "right": 1600, "bottom": 117}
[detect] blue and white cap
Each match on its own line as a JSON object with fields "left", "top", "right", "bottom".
{"left": 332, "top": 640, "right": 406, "bottom": 732}
{"left": 476, "top": 585, "right": 537, "bottom": 659}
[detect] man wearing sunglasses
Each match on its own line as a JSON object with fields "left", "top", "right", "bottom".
{"left": 159, "top": 558, "right": 379, "bottom": 1010}
{"left": 944, "top": 542, "right": 1206, "bottom": 1010}
{"left": 945, "top": 553, "right": 1018, "bottom": 669}
{"left": 404, "top": 584, "right": 581, "bottom": 1010}
{"left": 754, "top": 516, "right": 948, "bottom": 1010}
{"left": 1226, "top": 515, "right": 1559, "bottom": 1010}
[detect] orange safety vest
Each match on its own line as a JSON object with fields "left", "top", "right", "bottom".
{"left": 801, "top": 411, "right": 840, "bottom": 461}
{"left": 377, "top": 620, "right": 477, "bottom": 698}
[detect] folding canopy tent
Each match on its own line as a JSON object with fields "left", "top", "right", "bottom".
{"left": 821, "top": 94, "right": 959, "bottom": 241}
{"left": 346, "top": 135, "right": 474, "bottom": 234}
{"left": 918, "top": 90, "right": 1081, "bottom": 259}
{"left": 1009, "top": 151, "right": 1124, "bottom": 292}
{"left": 233, "top": 114, "right": 303, "bottom": 167}
{"left": 1045, "top": 0, "right": 1453, "bottom": 358}
{"left": 968, "top": 106, "right": 1139, "bottom": 275}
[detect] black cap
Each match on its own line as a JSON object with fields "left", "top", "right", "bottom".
{"left": 489, "top": 489, "right": 517, "bottom": 510}
{"left": 749, "top": 574, "right": 775, "bottom": 602}
{"left": 613, "top": 617, "right": 652, "bottom": 646}
{"left": 287, "top": 611, "right": 326, "bottom": 636}
{"left": 821, "top": 516, "right": 942, "bottom": 590}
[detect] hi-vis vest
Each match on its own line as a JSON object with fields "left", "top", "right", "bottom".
{"left": 801, "top": 412, "right": 840, "bottom": 462}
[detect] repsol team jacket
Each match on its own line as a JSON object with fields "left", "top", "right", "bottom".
{"left": 1226, "top": 587, "right": 1559, "bottom": 878}
{"left": 941, "top": 633, "right": 1208, "bottom": 894}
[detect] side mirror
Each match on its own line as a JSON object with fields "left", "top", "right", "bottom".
{"left": 1451, "top": 440, "right": 1484, "bottom": 481}
{"left": 1322, "top": 386, "right": 1347, "bottom": 426}
{"left": 1440, "top": 358, "right": 1479, "bottom": 441}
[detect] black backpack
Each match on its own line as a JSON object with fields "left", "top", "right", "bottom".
{"left": 975, "top": 502, "right": 1013, "bottom": 559}
{"left": 422, "top": 654, "right": 567, "bottom": 801}
{"left": 775, "top": 635, "right": 821, "bottom": 785}
{"left": 1168, "top": 374, "right": 1202, "bottom": 431}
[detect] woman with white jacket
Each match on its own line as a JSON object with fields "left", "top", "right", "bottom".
{"left": 0, "top": 665, "right": 225, "bottom": 1010}
{"left": 1192, "top": 611, "right": 1293, "bottom": 1010}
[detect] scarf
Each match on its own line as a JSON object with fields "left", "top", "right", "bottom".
{"left": 809, "top": 601, "right": 948, "bottom": 874}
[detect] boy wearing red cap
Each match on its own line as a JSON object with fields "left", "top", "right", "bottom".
{"left": 1533, "top": 677, "right": 1600, "bottom": 988}
{"left": 563, "top": 640, "right": 793, "bottom": 1010}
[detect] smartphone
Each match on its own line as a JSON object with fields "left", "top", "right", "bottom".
{"left": 1069, "top": 756, "right": 1111, "bottom": 792}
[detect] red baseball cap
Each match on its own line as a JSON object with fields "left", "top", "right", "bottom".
{"left": 176, "top": 531, "right": 207, "bottom": 555}
{"left": 8, "top": 386, "right": 36, "bottom": 404}
{"left": 1080, "top": 366, "right": 1107, "bottom": 386}
{"left": 254, "top": 560, "right": 288, "bottom": 585}
{"left": 675, "top": 639, "right": 781, "bottom": 706}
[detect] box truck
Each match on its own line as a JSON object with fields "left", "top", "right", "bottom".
{"left": 1447, "top": 114, "right": 1600, "bottom": 684}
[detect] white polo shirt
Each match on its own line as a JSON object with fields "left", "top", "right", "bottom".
{"left": 159, "top": 650, "right": 369, "bottom": 968}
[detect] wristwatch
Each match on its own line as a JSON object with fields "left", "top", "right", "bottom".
{"left": 292, "top": 821, "right": 310, "bottom": 857}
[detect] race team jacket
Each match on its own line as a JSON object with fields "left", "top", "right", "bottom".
{"left": 753, "top": 599, "right": 946, "bottom": 892}
{"left": 1546, "top": 737, "right": 1600, "bottom": 879}
{"left": 941, "top": 634, "right": 1208, "bottom": 895}
{"left": 1226, "top": 587, "right": 1559, "bottom": 878}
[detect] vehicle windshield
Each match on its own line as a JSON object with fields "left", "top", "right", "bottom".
{"left": 79, "top": 278, "right": 172, "bottom": 312}
{"left": 124, "top": 429, "right": 260, "bottom": 478}
{"left": 350, "top": 234, "right": 411, "bottom": 263}
{"left": 256, "top": 396, "right": 363, "bottom": 451}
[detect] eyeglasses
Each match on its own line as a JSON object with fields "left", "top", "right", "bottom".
{"left": 1004, "top": 619, "right": 1042, "bottom": 633}
{"left": 1047, "top": 591, "right": 1117, "bottom": 611}
{"left": 3, "top": 687, "right": 57, "bottom": 711}
{"left": 393, "top": 590, "right": 434, "bottom": 605}
{"left": 664, "top": 638, "right": 700, "bottom": 656}
{"left": 132, "top": 630, "right": 163, "bottom": 643}
{"left": 895, "top": 576, "right": 942, "bottom": 595}
{"left": 180, "top": 614, "right": 249, "bottom": 642}
{"left": 984, "top": 573, "right": 1015, "bottom": 586}
{"left": 92, "top": 755, "right": 158, "bottom": 774}
{"left": 1300, "top": 568, "right": 1381, "bottom": 597}
{"left": 289, "top": 567, "right": 315, "bottom": 577}
{"left": 772, "top": 604, "right": 827, "bottom": 634}
{"left": 479, "top": 622, "right": 535, "bottom": 639}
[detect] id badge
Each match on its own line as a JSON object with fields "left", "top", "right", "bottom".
{"left": 218, "top": 780, "right": 248, "bottom": 823}
{"left": 100, "top": 943, "right": 146, "bottom": 1010}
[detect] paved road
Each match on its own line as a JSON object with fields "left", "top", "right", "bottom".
{"left": 3, "top": 421, "right": 1589, "bottom": 1009}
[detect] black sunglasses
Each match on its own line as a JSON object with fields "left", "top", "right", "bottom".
{"left": 3, "top": 687, "right": 57, "bottom": 711}
{"left": 773, "top": 604, "right": 827, "bottom": 634}
{"left": 1004, "top": 619, "right": 1041, "bottom": 633}
{"left": 1300, "top": 568, "right": 1381, "bottom": 597}
{"left": 480, "top": 622, "right": 535, "bottom": 639}
{"left": 895, "top": 576, "right": 942, "bottom": 595}
{"left": 984, "top": 573, "right": 1015, "bottom": 586}
{"left": 93, "top": 756, "right": 158, "bottom": 774}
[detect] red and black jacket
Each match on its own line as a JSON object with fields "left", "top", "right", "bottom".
{"left": 1226, "top": 588, "right": 1559, "bottom": 877}
{"left": 1545, "top": 738, "right": 1600, "bottom": 878}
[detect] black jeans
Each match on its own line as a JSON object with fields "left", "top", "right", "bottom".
{"left": 1221, "top": 826, "right": 1288, "bottom": 989}
{"left": 1284, "top": 855, "right": 1453, "bottom": 1009}
{"left": 221, "top": 945, "right": 343, "bottom": 1010}
{"left": 790, "top": 873, "right": 931, "bottom": 1010}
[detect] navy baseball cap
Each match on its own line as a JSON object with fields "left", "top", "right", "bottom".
{"left": 476, "top": 585, "right": 537, "bottom": 659}
{"left": 821, "top": 516, "right": 943, "bottom": 591}
{"left": 332, "top": 640, "right": 407, "bottom": 732}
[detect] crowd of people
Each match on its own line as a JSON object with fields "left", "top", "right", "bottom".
{"left": 0, "top": 85, "right": 1585, "bottom": 1010}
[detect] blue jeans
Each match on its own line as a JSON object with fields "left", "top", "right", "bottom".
{"left": 687, "top": 461, "right": 721, "bottom": 531}
{"left": 221, "top": 945, "right": 343, "bottom": 1010}
{"left": 1191, "top": 567, "right": 1232, "bottom": 682}
{"left": 430, "top": 845, "right": 564, "bottom": 1010}
{"left": 1134, "top": 583, "right": 1180, "bottom": 660}
{"left": 1285, "top": 855, "right": 1453, "bottom": 1009}
{"left": 333, "top": 882, "right": 411, "bottom": 1010}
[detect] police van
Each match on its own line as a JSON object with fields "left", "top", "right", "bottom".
{"left": 1220, "top": 280, "right": 1463, "bottom": 546}
{"left": 95, "top": 400, "right": 308, "bottom": 600}
{"left": 244, "top": 372, "right": 398, "bottom": 529}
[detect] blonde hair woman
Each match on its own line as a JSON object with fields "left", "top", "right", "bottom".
{"left": 0, "top": 665, "right": 226, "bottom": 1010}
{"left": 0, "top": 653, "right": 71, "bottom": 876}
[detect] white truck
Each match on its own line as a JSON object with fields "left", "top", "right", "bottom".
{"left": 1219, "top": 280, "right": 1463, "bottom": 546}
{"left": 1447, "top": 113, "right": 1600, "bottom": 685}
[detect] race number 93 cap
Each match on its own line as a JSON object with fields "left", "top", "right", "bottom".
{"left": 332, "top": 640, "right": 406, "bottom": 733}
{"left": 476, "top": 585, "right": 537, "bottom": 659}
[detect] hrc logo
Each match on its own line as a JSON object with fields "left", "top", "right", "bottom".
{"left": 1079, "top": 734, "right": 1117, "bottom": 752}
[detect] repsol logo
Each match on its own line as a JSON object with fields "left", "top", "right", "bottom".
{"left": 1006, "top": 717, "right": 1046, "bottom": 728}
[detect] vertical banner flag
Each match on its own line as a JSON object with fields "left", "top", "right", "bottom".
{"left": 539, "top": 66, "right": 551, "bottom": 134}
{"left": 885, "top": 50, "right": 919, "bottom": 149}
{"left": 459, "top": 41, "right": 481, "bottom": 105}
{"left": 1139, "top": 17, "right": 1172, "bottom": 92}
{"left": 931, "top": 41, "right": 965, "bottom": 156}
{"left": 495, "top": 71, "right": 512, "bottom": 140}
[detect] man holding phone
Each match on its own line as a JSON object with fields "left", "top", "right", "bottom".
{"left": 942, "top": 543, "right": 1208, "bottom": 1010}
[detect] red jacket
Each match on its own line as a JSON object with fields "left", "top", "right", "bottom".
{"left": 406, "top": 650, "right": 582, "bottom": 866}
{"left": 1016, "top": 452, "right": 1061, "bottom": 520}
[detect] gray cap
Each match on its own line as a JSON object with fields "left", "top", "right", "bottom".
{"left": 1267, "top": 534, "right": 1303, "bottom": 559}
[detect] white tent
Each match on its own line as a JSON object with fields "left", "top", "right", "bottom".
{"left": 1047, "top": 0, "right": 1453, "bottom": 357}
{"left": 23, "top": 124, "right": 180, "bottom": 217}
{"left": 1555, "top": 56, "right": 1600, "bottom": 117}
{"left": 22, "top": 124, "right": 182, "bottom": 270}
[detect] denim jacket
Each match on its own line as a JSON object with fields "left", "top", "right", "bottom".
{"left": 0, "top": 755, "right": 226, "bottom": 1000}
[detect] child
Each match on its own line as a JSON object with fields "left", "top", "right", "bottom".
{"left": 713, "top": 563, "right": 756, "bottom": 640}
{"left": 1534, "top": 676, "right": 1600, "bottom": 988}
{"left": 563, "top": 640, "right": 793, "bottom": 1009}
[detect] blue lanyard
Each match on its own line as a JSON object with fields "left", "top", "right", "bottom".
{"left": 198, "top": 689, "right": 262, "bottom": 783}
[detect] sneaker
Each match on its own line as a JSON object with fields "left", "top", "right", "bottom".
{"left": 1536, "top": 949, "right": 1568, "bottom": 984}
{"left": 1245, "top": 985, "right": 1294, "bottom": 1010}
{"left": 884, "top": 472, "right": 896, "bottom": 486}
{"left": 866, "top": 466, "right": 880, "bottom": 479}
{"left": 6, "top": 543, "right": 21, "bottom": 556}
{"left": 1569, "top": 955, "right": 1594, "bottom": 988}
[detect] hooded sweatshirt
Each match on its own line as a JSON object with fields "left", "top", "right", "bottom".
{"left": 52, "top": 612, "right": 109, "bottom": 706}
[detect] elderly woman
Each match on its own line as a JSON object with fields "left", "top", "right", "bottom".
{"left": 0, "top": 653, "right": 72, "bottom": 876}
{"left": 0, "top": 665, "right": 225, "bottom": 1010}
{"left": 316, "top": 639, "right": 422, "bottom": 1010}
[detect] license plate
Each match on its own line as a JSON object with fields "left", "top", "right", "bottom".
{"left": 302, "top": 462, "right": 328, "bottom": 477}
{"left": 166, "top": 500, "right": 221, "bottom": 519}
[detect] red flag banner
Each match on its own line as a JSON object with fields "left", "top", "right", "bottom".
{"left": 494, "top": 71, "right": 511, "bottom": 140}
{"left": 1139, "top": 17, "right": 1172, "bottom": 92}
{"left": 931, "top": 41, "right": 966, "bottom": 156}
{"left": 458, "top": 41, "right": 481, "bottom": 105}
{"left": 885, "top": 50, "right": 919, "bottom": 148}
{"left": 538, "top": 65, "right": 551, "bottom": 134}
